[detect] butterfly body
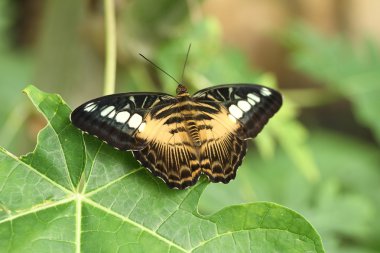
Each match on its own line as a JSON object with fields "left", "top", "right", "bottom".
{"left": 71, "top": 84, "right": 282, "bottom": 189}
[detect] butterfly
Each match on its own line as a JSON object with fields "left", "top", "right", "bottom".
{"left": 71, "top": 83, "right": 282, "bottom": 189}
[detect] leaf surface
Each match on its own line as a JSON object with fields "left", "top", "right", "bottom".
{"left": 0, "top": 86, "right": 324, "bottom": 252}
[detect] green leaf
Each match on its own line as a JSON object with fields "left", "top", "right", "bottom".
{"left": 0, "top": 85, "right": 324, "bottom": 252}
{"left": 200, "top": 130, "right": 380, "bottom": 253}
{"left": 21, "top": 86, "right": 86, "bottom": 189}
{"left": 285, "top": 24, "right": 380, "bottom": 143}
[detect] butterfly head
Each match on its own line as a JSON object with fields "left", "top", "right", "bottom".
{"left": 176, "top": 84, "right": 189, "bottom": 96}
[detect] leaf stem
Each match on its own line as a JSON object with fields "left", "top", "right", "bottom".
{"left": 103, "top": 0, "right": 117, "bottom": 95}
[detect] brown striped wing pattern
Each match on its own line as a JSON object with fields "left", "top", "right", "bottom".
{"left": 192, "top": 84, "right": 283, "bottom": 185}
{"left": 195, "top": 103, "right": 248, "bottom": 184}
{"left": 71, "top": 83, "right": 282, "bottom": 189}
{"left": 133, "top": 103, "right": 202, "bottom": 189}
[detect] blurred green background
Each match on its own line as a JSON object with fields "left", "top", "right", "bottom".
{"left": 0, "top": 1, "right": 379, "bottom": 252}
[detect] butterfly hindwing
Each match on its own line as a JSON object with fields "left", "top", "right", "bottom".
{"left": 70, "top": 92, "right": 175, "bottom": 150}
{"left": 193, "top": 84, "right": 283, "bottom": 139}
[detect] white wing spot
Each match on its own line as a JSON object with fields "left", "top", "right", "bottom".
{"left": 84, "top": 102, "right": 97, "bottom": 112}
{"left": 122, "top": 104, "right": 131, "bottom": 110}
{"left": 228, "top": 104, "right": 243, "bottom": 119}
{"left": 84, "top": 102, "right": 94, "bottom": 108}
{"left": 100, "top": 106, "right": 115, "bottom": 117}
{"left": 237, "top": 100, "right": 251, "bottom": 112}
{"left": 108, "top": 110, "right": 116, "bottom": 118}
{"left": 261, "top": 87, "right": 271, "bottom": 96}
{"left": 247, "top": 93, "right": 261, "bottom": 103}
{"left": 247, "top": 98, "right": 256, "bottom": 106}
{"left": 138, "top": 122, "right": 146, "bottom": 132}
{"left": 128, "top": 113, "right": 143, "bottom": 129}
{"left": 115, "top": 111, "right": 130, "bottom": 123}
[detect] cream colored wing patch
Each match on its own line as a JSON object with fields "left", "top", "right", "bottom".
{"left": 133, "top": 109, "right": 201, "bottom": 189}
{"left": 196, "top": 104, "right": 247, "bottom": 183}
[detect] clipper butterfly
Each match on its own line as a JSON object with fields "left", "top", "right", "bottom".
{"left": 71, "top": 83, "right": 282, "bottom": 189}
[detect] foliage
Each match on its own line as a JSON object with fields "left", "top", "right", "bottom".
{"left": 277, "top": 24, "right": 380, "bottom": 253}
{"left": 2, "top": 1, "right": 380, "bottom": 252}
{"left": 200, "top": 129, "right": 380, "bottom": 253}
{"left": 285, "top": 24, "right": 380, "bottom": 143}
{"left": 0, "top": 86, "right": 324, "bottom": 252}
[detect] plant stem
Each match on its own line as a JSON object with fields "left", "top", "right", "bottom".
{"left": 103, "top": 0, "right": 116, "bottom": 95}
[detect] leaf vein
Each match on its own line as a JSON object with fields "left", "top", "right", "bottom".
{"left": 0, "top": 196, "right": 75, "bottom": 225}
{"left": 83, "top": 197, "right": 188, "bottom": 253}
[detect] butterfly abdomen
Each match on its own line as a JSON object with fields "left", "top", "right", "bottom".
{"left": 184, "top": 118, "right": 201, "bottom": 147}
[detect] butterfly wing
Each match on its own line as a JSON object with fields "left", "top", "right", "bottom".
{"left": 70, "top": 92, "right": 175, "bottom": 151}
{"left": 132, "top": 102, "right": 201, "bottom": 189}
{"left": 193, "top": 84, "right": 283, "bottom": 139}
{"left": 193, "top": 84, "right": 282, "bottom": 183}
{"left": 191, "top": 101, "right": 247, "bottom": 183}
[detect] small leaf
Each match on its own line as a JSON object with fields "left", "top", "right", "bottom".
{"left": 0, "top": 86, "right": 324, "bottom": 252}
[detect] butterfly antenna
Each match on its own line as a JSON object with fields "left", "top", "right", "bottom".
{"left": 139, "top": 53, "right": 180, "bottom": 85}
{"left": 181, "top": 44, "right": 191, "bottom": 83}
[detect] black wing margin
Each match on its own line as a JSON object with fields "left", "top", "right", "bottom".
{"left": 70, "top": 92, "right": 175, "bottom": 151}
{"left": 193, "top": 84, "right": 282, "bottom": 139}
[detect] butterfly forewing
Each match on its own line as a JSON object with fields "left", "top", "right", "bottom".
{"left": 71, "top": 92, "right": 175, "bottom": 150}
{"left": 193, "top": 84, "right": 282, "bottom": 139}
{"left": 70, "top": 83, "right": 282, "bottom": 189}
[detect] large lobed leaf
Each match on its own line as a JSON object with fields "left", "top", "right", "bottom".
{"left": 0, "top": 86, "right": 324, "bottom": 252}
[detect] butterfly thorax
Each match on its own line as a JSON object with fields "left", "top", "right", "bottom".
{"left": 176, "top": 84, "right": 189, "bottom": 96}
